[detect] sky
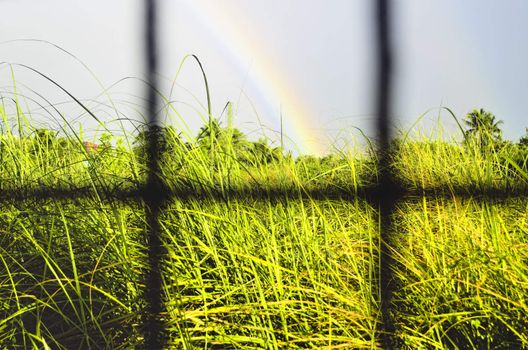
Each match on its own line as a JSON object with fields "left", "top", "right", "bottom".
{"left": 0, "top": 0, "right": 527, "bottom": 155}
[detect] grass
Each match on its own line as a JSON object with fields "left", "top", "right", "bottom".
{"left": 1, "top": 64, "right": 528, "bottom": 348}
{"left": 391, "top": 197, "right": 528, "bottom": 349}
{"left": 162, "top": 198, "right": 378, "bottom": 348}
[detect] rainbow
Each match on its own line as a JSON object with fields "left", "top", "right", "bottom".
{"left": 180, "top": 0, "right": 325, "bottom": 155}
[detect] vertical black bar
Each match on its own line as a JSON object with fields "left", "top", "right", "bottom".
{"left": 143, "top": 0, "right": 166, "bottom": 348}
{"left": 374, "top": 0, "right": 398, "bottom": 348}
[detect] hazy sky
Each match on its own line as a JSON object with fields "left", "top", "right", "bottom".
{"left": 0, "top": 0, "right": 527, "bottom": 155}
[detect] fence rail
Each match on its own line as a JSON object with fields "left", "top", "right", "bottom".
{"left": 1, "top": 184, "right": 526, "bottom": 203}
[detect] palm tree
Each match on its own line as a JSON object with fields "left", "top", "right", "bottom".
{"left": 463, "top": 108, "right": 503, "bottom": 150}
{"left": 519, "top": 128, "right": 528, "bottom": 148}
{"left": 248, "top": 138, "right": 283, "bottom": 165}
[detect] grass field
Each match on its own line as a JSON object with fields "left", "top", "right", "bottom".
{"left": 1, "top": 95, "right": 528, "bottom": 349}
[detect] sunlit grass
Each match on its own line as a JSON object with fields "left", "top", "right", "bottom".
{"left": 1, "top": 58, "right": 527, "bottom": 348}
{"left": 162, "top": 198, "right": 378, "bottom": 348}
{"left": 391, "top": 197, "right": 528, "bottom": 349}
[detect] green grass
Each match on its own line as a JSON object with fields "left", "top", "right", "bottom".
{"left": 162, "top": 198, "right": 377, "bottom": 348}
{"left": 392, "top": 197, "right": 528, "bottom": 349}
{"left": 1, "top": 69, "right": 528, "bottom": 348}
{"left": 0, "top": 198, "right": 145, "bottom": 348}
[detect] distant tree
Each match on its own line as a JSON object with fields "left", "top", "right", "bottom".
{"left": 249, "top": 138, "right": 282, "bottom": 164}
{"left": 227, "top": 128, "right": 249, "bottom": 150}
{"left": 33, "top": 128, "right": 57, "bottom": 148}
{"left": 195, "top": 118, "right": 287, "bottom": 165}
{"left": 196, "top": 118, "right": 253, "bottom": 160}
{"left": 519, "top": 128, "right": 528, "bottom": 148}
{"left": 98, "top": 132, "right": 113, "bottom": 150}
{"left": 133, "top": 125, "right": 184, "bottom": 162}
{"left": 513, "top": 128, "right": 528, "bottom": 171}
{"left": 30, "top": 128, "right": 70, "bottom": 155}
{"left": 463, "top": 108, "right": 503, "bottom": 151}
{"left": 196, "top": 118, "right": 221, "bottom": 148}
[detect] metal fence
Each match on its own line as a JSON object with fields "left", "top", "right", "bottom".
{"left": 0, "top": 0, "right": 525, "bottom": 349}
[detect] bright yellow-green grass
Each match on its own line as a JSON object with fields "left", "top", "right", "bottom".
{"left": 392, "top": 197, "right": 528, "bottom": 349}
{"left": 1, "top": 111, "right": 527, "bottom": 349}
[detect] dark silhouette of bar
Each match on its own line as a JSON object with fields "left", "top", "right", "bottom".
{"left": 373, "top": 0, "right": 398, "bottom": 347}
{"left": 142, "top": 0, "right": 168, "bottom": 348}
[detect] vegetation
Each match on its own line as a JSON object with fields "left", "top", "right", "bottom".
{"left": 463, "top": 108, "right": 504, "bottom": 151}
{"left": 1, "top": 77, "right": 528, "bottom": 349}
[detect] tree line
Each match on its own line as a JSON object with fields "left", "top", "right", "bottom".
{"left": 5, "top": 108, "right": 528, "bottom": 171}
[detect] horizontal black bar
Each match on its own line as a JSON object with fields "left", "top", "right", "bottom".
{"left": 0, "top": 186, "right": 141, "bottom": 202}
{"left": 0, "top": 184, "right": 526, "bottom": 203}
